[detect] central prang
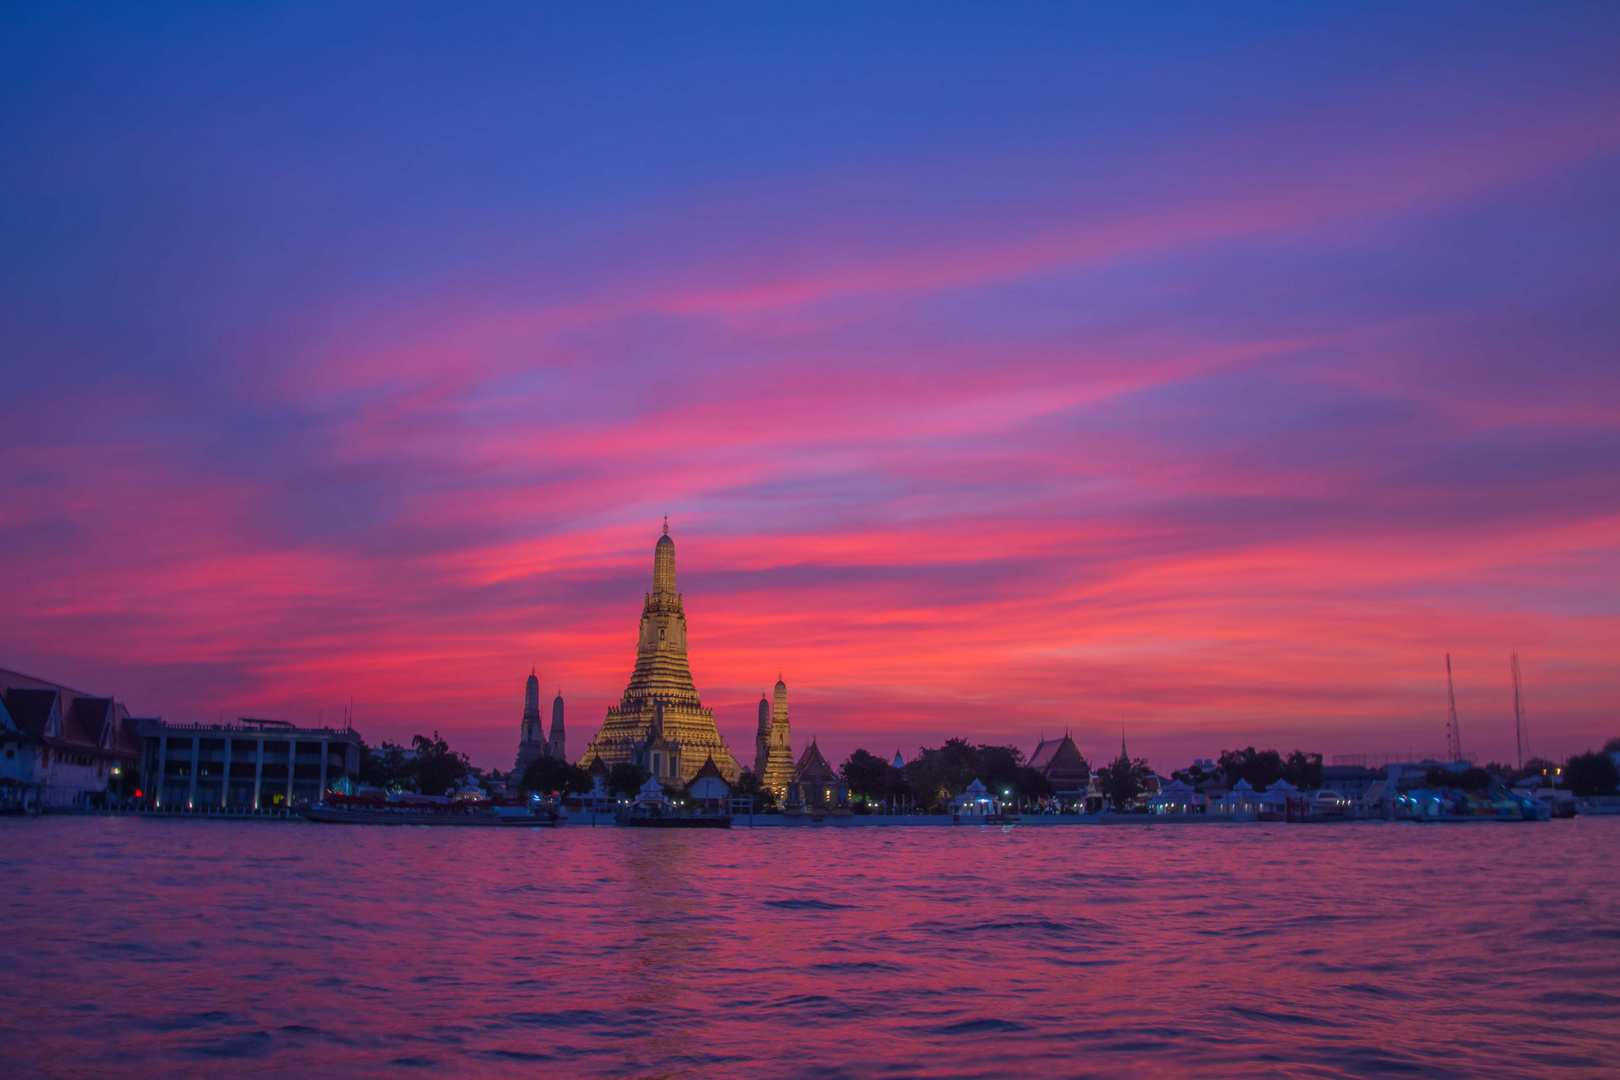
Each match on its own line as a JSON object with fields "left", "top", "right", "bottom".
{"left": 575, "top": 526, "right": 740, "bottom": 785}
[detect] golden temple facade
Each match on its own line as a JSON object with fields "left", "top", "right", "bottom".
{"left": 576, "top": 524, "right": 741, "bottom": 785}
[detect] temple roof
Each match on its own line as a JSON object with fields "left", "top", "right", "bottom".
{"left": 690, "top": 755, "right": 727, "bottom": 784}
{"left": 1029, "top": 734, "right": 1090, "bottom": 780}
{"left": 793, "top": 739, "right": 837, "bottom": 782}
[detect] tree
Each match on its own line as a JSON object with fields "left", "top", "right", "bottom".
{"left": 520, "top": 756, "right": 592, "bottom": 796}
{"left": 1522, "top": 757, "right": 1557, "bottom": 784}
{"left": 1218, "top": 747, "right": 1284, "bottom": 789}
{"left": 359, "top": 739, "right": 411, "bottom": 790}
{"left": 732, "top": 769, "right": 779, "bottom": 811}
{"left": 905, "top": 737, "right": 982, "bottom": 811}
{"left": 841, "top": 749, "right": 892, "bottom": 804}
{"left": 1280, "top": 750, "right": 1324, "bottom": 789}
{"left": 1097, "top": 753, "right": 1152, "bottom": 811}
{"left": 975, "top": 744, "right": 1024, "bottom": 798}
{"left": 1603, "top": 737, "right": 1620, "bottom": 755}
{"left": 1011, "top": 765, "right": 1053, "bottom": 802}
{"left": 408, "top": 732, "right": 470, "bottom": 796}
{"left": 903, "top": 738, "right": 1024, "bottom": 812}
{"left": 607, "top": 761, "right": 652, "bottom": 798}
{"left": 1564, "top": 751, "right": 1620, "bottom": 797}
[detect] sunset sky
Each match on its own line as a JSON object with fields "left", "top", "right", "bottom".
{"left": 4, "top": 3, "right": 1617, "bottom": 771}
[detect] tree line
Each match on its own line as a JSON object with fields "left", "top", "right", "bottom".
{"left": 361, "top": 732, "right": 1620, "bottom": 804}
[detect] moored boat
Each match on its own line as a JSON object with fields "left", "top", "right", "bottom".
{"left": 301, "top": 792, "right": 557, "bottom": 826}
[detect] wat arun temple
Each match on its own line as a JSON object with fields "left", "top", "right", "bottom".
{"left": 572, "top": 523, "right": 747, "bottom": 786}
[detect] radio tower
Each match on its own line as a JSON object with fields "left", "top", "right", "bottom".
{"left": 1444, "top": 653, "right": 1462, "bottom": 761}
{"left": 1511, "top": 651, "right": 1526, "bottom": 770}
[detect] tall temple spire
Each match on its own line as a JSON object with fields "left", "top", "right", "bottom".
{"left": 549, "top": 689, "right": 566, "bottom": 763}
{"left": 573, "top": 523, "right": 740, "bottom": 786}
{"left": 761, "top": 675, "right": 795, "bottom": 797}
{"left": 653, "top": 523, "right": 676, "bottom": 597}
{"left": 523, "top": 669, "right": 540, "bottom": 721}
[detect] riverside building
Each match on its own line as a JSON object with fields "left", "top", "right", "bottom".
{"left": 1, "top": 667, "right": 141, "bottom": 811}
{"left": 576, "top": 523, "right": 741, "bottom": 785}
{"left": 138, "top": 718, "right": 363, "bottom": 811}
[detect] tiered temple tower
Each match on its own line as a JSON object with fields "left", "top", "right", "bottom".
{"left": 513, "top": 672, "right": 569, "bottom": 781}
{"left": 547, "top": 691, "right": 565, "bottom": 762}
{"left": 759, "top": 677, "right": 795, "bottom": 797}
{"left": 753, "top": 693, "right": 771, "bottom": 776}
{"left": 575, "top": 523, "right": 740, "bottom": 785}
{"left": 513, "top": 668, "right": 548, "bottom": 779}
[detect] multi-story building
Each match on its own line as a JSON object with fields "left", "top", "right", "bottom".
{"left": 137, "top": 718, "right": 363, "bottom": 812}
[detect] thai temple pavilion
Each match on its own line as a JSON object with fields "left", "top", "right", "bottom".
{"left": 785, "top": 738, "right": 849, "bottom": 814}
{"left": 576, "top": 523, "right": 741, "bottom": 785}
{"left": 512, "top": 668, "right": 566, "bottom": 778}
{"left": 1028, "top": 732, "right": 1092, "bottom": 808}
{"left": 754, "top": 677, "right": 795, "bottom": 798}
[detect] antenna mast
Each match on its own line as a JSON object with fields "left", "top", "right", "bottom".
{"left": 1512, "top": 651, "right": 1526, "bottom": 770}
{"left": 1444, "top": 653, "right": 1462, "bottom": 761}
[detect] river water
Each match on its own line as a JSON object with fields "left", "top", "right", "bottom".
{"left": 3, "top": 815, "right": 1618, "bottom": 1078}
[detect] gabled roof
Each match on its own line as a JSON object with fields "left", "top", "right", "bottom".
{"left": 689, "top": 755, "right": 727, "bottom": 784}
{"left": 793, "top": 739, "right": 837, "bottom": 782}
{"left": 585, "top": 755, "right": 610, "bottom": 776}
{"left": 1028, "top": 734, "right": 1090, "bottom": 779}
{"left": 3, "top": 688, "right": 59, "bottom": 740}
{"left": 66, "top": 697, "right": 114, "bottom": 749}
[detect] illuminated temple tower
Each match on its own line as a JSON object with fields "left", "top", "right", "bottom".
{"left": 576, "top": 523, "right": 740, "bottom": 785}
{"left": 759, "top": 677, "right": 795, "bottom": 798}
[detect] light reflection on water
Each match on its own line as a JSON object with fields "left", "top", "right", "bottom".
{"left": 3, "top": 816, "right": 1618, "bottom": 1078}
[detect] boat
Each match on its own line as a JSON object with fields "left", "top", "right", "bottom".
{"left": 300, "top": 792, "right": 557, "bottom": 826}
{"left": 619, "top": 804, "right": 731, "bottom": 828}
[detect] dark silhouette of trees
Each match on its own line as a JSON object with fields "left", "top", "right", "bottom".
{"left": 1218, "top": 747, "right": 1324, "bottom": 790}
{"left": 841, "top": 749, "right": 892, "bottom": 803}
{"left": 1280, "top": 751, "right": 1324, "bottom": 789}
{"left": 607, "top": 761, "right": 652, "bottom": 798}
{"left": 1218, "top": 747, "right": 1284, "bottom": 789}
{"left": 358, "top": 733, "right": 470, "bottom": 794}
{"left": 732, "top": 769, "right": 779, "bottom": 811}
{"left": 410, "top": 732, "right": 469, "bottom": 796}
{"left": 902, "top": 738, "right": 1027, "bottom": 811}
{"left": 1097, "top": 752, "right": 1152, "bottom": 811}
{"left": 358, "top": 739, "right": 410, "bottom": 789}
{"left": 1564, "top": 751, "right": 1619, "bottom": 797}
{"left": 520, "top": 756, "right": 592, "bottom": 796}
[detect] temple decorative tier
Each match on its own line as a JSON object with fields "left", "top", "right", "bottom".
{"left": 577, "top": 524, "right": 741, "bottom": 785}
